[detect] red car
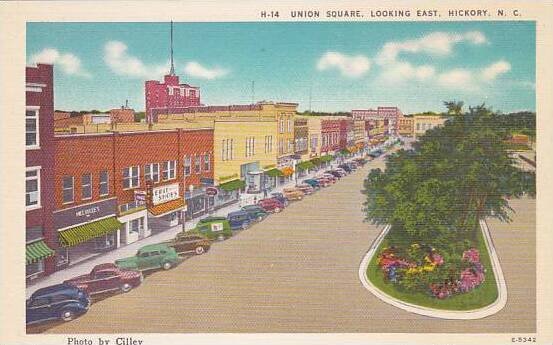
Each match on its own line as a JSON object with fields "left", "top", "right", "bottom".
{"left": 64, "top": 263, "right": 143, "bottom": 295}
{"left": 258, "top": 198, "right": 284, "bottom": 213}
{"left": 315, "top": 177, "right": 332, "bottom": 187}
{"left": 296, "top": 183, "right": 314, "bottom": 195}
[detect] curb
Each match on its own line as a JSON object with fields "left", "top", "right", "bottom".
{"left": 358, "top": 220, "right": 508, "bottom": 319}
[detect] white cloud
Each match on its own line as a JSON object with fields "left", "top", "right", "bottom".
{"left": 30, "top": 48, "right": 90, "bottom": 77}
{"left": 183, "top": 61, "right": 229, "bottom": 80}
{"left": 104, "top": 41, "right": 168, "bottom": 79}
{"left": 316, "top": 51, "right": 371, "bottom": 78}
{"left": 376, "top": 31, "right": 487, "bottom": 65}
{"left": 437, "top": 69, "right": 474, "bottom": 89}
{"left": 379, "top": 61, "right": 435, "bottom": 84}
{"left": 481, "top": 60, "right": 511, "bottom": 81}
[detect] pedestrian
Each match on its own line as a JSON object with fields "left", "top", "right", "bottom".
{"left": 263, "top": 188, "right": 268, "bottom": 198}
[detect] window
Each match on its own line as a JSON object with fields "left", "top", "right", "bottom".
{"left": 145, "top": 163, "right": 160, "bottom": 183}
{"left": 203, "top": 153, "right": 210, "bottom": 171}
{"left": 162, "top": 161, "right": 176, "bottom": 180}
{"left": 26, "top": 108, "right": 39, "bottom": 148}
{"left": 123, "top": 166, "right": 139, "bottom": 189}
{"left": 184, "top": 156, "right": 191, "bottom": 176}
{"left": 287, "top": 118, "right": 292, "bottom": 133}
{"left": 222, "top": 139, "right": 234, "bottom": 161}
{"left": 129, "top": 217, "right": 144, "bottom": 234}
{"left": 194, "top": 155, "right": 201, "bottom": 174}
{"left": 26, "top": 168, "right": 40, "bottom": 209}
{"left": 245, "top": 137, "right": 256, "bottom": 157}
{"left": 279, "top": 118, "right": 285, "bottom": 133}
{"left": 62, "top": 176, "right": 74, "bottom": 204}
{"left": 99, "top": 171, "right": 109, "bottom": 196}
{"left": 81, "top": 173, "right": 92, "bottom": 200}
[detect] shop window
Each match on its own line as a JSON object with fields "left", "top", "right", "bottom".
{"left": 162, "top": 160, "right": 176, "bottom": 180}
{"left": 62, "top": 176, "right": 74, "bottom": 204}
{"left": 94, "top": 233, "right": 116, "bottom": 250}
{"left": 129, "top": 217, "right": 144, "bottom": 234}
{"left": 26, "top": 108, "right": 39, "bottom": 148}
{"left": 26, "top": 260, "right": 44, "bottom": 278}
{"left": 26, "top": 168, "right": 40, "bottom": 209}
{"left": 99, "top": 170, "right": 109, "bottom": 196}
{"left": 203, "top": 153, "right": 210, "bottom": 171}
{"left": 81, "top": 173, "right": 92, "bottom": 200}
{"left": 56, "top": 248, "right": 69, "bottom": 267}
{"left": 145, "top": 163, "right": 160, "bottom": 183}
{"left": 123, "top": 166, "right": 140, "bottom": 189}
{"left": 195, "top": 155, "right": 201, "bottom": 174}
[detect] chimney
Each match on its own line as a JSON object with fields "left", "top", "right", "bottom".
{"left": 125, "top": 99, "right": 129, "bottom": 109}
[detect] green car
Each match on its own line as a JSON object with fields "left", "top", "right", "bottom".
{"left": 191, "top": 216, "right": 232, "bottom": 241}
{"left": 115, "top": 244, "right": 180, "bottom": 271}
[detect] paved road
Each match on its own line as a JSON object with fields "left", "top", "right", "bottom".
{"left": 34, "top": 156, "right": 536, "bottom": 333}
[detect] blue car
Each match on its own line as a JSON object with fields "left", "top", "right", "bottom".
{"left": 227, "top": 210, "right": 255, "bottom": 230}
{"left": 302, "top": 179, "right": 320, "bottom": 189}
{"left": 270, "top": 192, "right": 289, "bottom": 207}
{"left": 26, "top": 283, "right": 90, "bottom": 325}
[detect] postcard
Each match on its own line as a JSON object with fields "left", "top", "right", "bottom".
{"left": 0, "top": 1, "right": 552, "bottom": 345}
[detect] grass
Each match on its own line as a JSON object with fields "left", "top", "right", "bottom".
{"left": 366, "top": 226, "right": 498, "bottom": 310}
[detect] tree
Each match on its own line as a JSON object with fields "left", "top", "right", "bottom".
{"left": 443, "top": 100, "right": 464, "bottom": 116}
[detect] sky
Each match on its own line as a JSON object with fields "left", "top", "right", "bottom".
{"left": 26, "top": 21, "right": 535, "bottom": 114}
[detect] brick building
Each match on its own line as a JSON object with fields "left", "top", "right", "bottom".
{"left": 110, "top": 107, "right": 135, "bottom": 123}
{"left": 320, "top": 118, "right": 342, "bottom": 154}
{"left": 26, "top": 64, "right": 57, "bottom": 282}
{"left": 52, "top": 128, "right": 213, "bottom": 268}
{"left": 352, "top": 106, "right": 403, "bottom": 135}
{"left": 145, "top": 74, "right": 201, "bottom": 123}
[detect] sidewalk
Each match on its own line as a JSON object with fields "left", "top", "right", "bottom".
{"left": 25, "top": 160, "right": 338, "bottom": 298}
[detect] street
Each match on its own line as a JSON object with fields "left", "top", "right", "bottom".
{"left": 32, "top": 156, "right": 535, "bottom": 334}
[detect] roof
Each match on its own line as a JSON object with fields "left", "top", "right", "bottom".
{"left": 139, "top": 243, "right": 172, "bottom": 251}
{"left": 32, "top": 283, "right": 78, "bottom": 298}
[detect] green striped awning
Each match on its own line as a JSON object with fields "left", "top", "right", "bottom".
{"left": 320, "top": 155, "right": 334, "bottom": 162}
{"left": 59, "top": 217, "right": 122, "bottom": 247}
{"left": 264, "top": 168, "right": 284, "bottom": 177}
{"left": 296, "top": 161, "right": 316, "bottom": 171}
{"left": 219, "top": 179, "right": 246, "bottom": 191}
{"left": 26, "top": 240, "right": 55, "bottom": 265}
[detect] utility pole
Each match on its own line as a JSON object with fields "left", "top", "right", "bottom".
{"left": 169, "top": 20, "right": 175, "bottom": 76}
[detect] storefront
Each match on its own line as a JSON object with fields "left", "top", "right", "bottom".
{"left": 147, "top": 183, "right": 186, "bottom": 230}
{"left": 263, "top": 167, "right": 282, "bottom": 190}
{"left": 54, "top": 198, "right": 121, "bottom": 268}
{"left": 26, "top": 236, "right": 55, "bottom": 282}
{"left": 215, "top": 179, "right": 244, "bottom": 209}
{"left": 184, "top": 187, "right": 208, "bottom": 220}
{"left": 240, "top": 161, "right": 262, "bottom": 194}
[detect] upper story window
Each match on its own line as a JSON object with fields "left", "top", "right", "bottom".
{"left": 184, "top": 156, "right": 191, "bottom": 176}
{"left": 26, "top": 167, "right": 41, "bottom": 210}
{"left": 194, "top": 155, "right": 201, "bottom": 174}
{"left": 287, "top": 118, "right": 292, "bottom": 133}
{"left": 81, "top": 173, "right": 92, "bottom": 200}
{"left": 26, "top": 107, "right": 39, "bottom": 149}
{"left": 162, "top": 160, "right": 176, "bottom": 180}
{"left": 123, "top": 166, "right": 140, "bottom": 189}
{"left": 99, "top": 171, "right": 109, "bottom": 196}
{"left": 62, "top": 176, "right": 74, "bottom": 204}
{"left": 145, "top": 163, "right": 160, "bottom": 183}
{"left": 203, "top": 153, "right": 210, "bottom": 171}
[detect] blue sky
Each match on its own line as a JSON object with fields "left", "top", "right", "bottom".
{"left": 27, "top": 21, "right": 535, "bottom": 114}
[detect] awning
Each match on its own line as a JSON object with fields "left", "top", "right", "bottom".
{"left": 59, "top": 217, "right": 122, "bottom": 247}
{"left": 265, "top": 168, "right": 284, "bottom": 177}
{"left": 149, "top": 198, "right": 186, "bottom": 217}
{"left": 219, "top": 179, "right": 246, "bottom": 191}
{"left": 310, "top": 157, "right": 322, "bottom": 166}
{"left": 320, "top": 155, "right": 334, "bottom": 162}
{"left": 281, "top": 166, "right": 294, "bottom": 177}
{"left": 26, "top": 240, "right": 55, "bottom": 264}
{"left": 296, "top": 161, "right": 315, "bottom": 171}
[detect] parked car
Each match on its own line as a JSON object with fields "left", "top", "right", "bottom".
{"left": 192, "top": 217, "right": 233, "bottom": 240}
{"left": 282, "top": 187, "right": 304, "bottom": 201}
{"left": 166, "top": 233, "right": 211, "bottom": 255}
{"left": 319, "top": 173, "right": 337, "bottom": 183}
{"left": 314, "top": 176, "right": 332, "bottom": 187}
{"left": 270, "top": 192, "right": 289, "bottom": 207}
{"left": 296, "top": 183, "right": 315, "bottom": 195}
{"left": 227, "top": 210, "right": 256, "bottom": 230}
{"left": 325, "top": 170, "right": 342, "bottom": 179}
{"left": 303, "top": 178, "right": 321, "bottom": 189}
{"left": 241, "top": 205, "right": 269, "bottom": 222}
{"left": 64, "top": 263, "right": 143, "bottom": 295}
{"left": 335, "top": 168, "right": 348, "bottom": 176}
{"left": 368, "top": 150, "right": 383, "bottom": 158}
{"left": 115, "top": 244, "right": 180, "bottom": 271}
{"left": 338, "top": 164, "right": 353, "bottom": 173}
{"left": 258, "top": 198, "right": 285, "bottom": 213}
{"left": 26, "top": 283, "right": 90, "bottom": 325}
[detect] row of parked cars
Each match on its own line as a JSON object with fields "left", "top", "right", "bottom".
{"left": 26, "top": 157, "right": 370, "bottom": 326}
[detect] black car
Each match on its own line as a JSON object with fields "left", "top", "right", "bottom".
{"left": 338, "top": 164, "right": 353, "bottom": 173}
{"left": 325, "top": 170, "right": 342, "bottom": 179}
{"left": 270, "top": 192, "right": 289, "bottom": 207}
{"left": 26, "top": 283, "right": 90, "bottom": 325}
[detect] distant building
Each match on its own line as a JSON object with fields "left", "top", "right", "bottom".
{"left": 351, "top": 106, "right": 403, "bottom": 135}
{"left": 413, "top": 114, "right": 447, "bottom": 137}
{"left": 110, "top": 106, "right": 135, "bottom": 123}
{"left": 398, "top": 115, "right": 415, "bottom": 137}
{"left": 145, "top": 75, "right": 201, "bottom": 123}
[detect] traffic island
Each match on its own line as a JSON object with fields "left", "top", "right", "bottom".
{"left": 358, "top": 220, "right": 507, "bottom": 319}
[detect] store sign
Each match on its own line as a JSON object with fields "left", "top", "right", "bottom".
{"left": 152, "top": 184, "right": 180, "bottom": 205}
{"left": 134, "top": 190, "right": 147, "bottom": 203}
{"left": 206, "top": 187, "right": 218, "bottom": 196}
{"left": 54, "top": 198, "right": 117, "bottom": 230}
{"left": 211, "top": 223, "right": 223, "bottom": 232}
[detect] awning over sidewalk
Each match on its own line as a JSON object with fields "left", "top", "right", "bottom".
{"left": 320, "top": 155, "right": 334, "bottom": 163}
{"left": 149, "top": 198, "right": 186, "bottom": 217}
{"left": 58, "top": 217, "right": 122, "bottom": 247}
{"left": 219, "top": 179, "right": 246, "bottom": 191}
{"left": 26, "top": 240, "right": 55, "bottom": 264}
{"left": 264, "top": 168, "right": 284, "bottom": 177}
{"left": 296, "top": 161, "right": 315, "bottom": 171}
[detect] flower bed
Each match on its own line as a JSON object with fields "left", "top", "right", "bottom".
{"left": 366, "top": 226, "right": 498, "bottom": 310}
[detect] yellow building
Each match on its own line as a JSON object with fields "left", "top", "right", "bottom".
{"left": 213, "top": 119, "right": 278, "bottom": 193}
{"left": 354, "top": 120, "right": 368, "bottom": 146}
{"left": 398, "top": 116, "right": 415, "bottom": 137}
{"left": 414, "top": 114, "right": 447, "bottom": 137}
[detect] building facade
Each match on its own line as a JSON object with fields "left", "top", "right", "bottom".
{"left": 26, "top": 64, "right": 57, "bottom": 282}
{"left": 145, "top": 74, "right": 201, "bottom": 123}
{"left": 352, "top": 106, "right": 403, "bottom": 136}
{"left": 293, "top": 118, "right": 308, "bottom": 158}
{"left": 414, "top": 114, "right": 447, "bottom": 137}
{"left": 398, "top": 115, "right": 415, "bottom": 137}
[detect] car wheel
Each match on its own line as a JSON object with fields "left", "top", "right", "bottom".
{"left": 162, "top": 261, "right": 173, "bottom": 270}
{"left": 120, "top": 283, "right": 133, "bottom": 293}
{"left": 298, "top": 196, "right": 303, "bottom": 200}
{"left": 257, "top": 216, "right": 264, "bottom": 222}
{"left": 60, "top": 309, "right": 76, "bottom": 322}
{"left": 274, "top": 207, "right": 281, "bottom": 213}
{"left": 241, "top": 222, "right": 250, "bottom": 230}
{"left": 195, "top": 246, "right": 205, "bottom": 255}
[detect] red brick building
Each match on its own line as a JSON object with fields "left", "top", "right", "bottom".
{"left": 320, "top": 119, "right": 341, "bottom": 154}
{"left": 352, "top": 106, "right": 403, "bottom": 135}
{"left": 52, "top": 128, "right": 213, "bottom": 268}
{"left": 110, "top": 107, "right": 135, "bottom": 123}
{"left": 26, "top": 64, "right": 57, "bottom": 282}
{"left": 145, "top": 74, "right": 201, "bottom": 123}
